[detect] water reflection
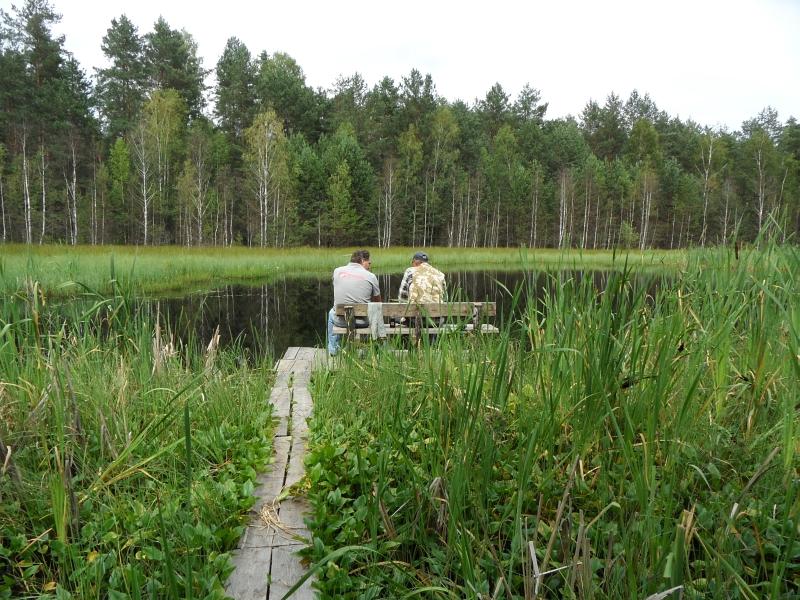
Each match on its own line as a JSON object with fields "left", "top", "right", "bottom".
{"left": 155, "top": 270, "right": 650, "bottom": 359}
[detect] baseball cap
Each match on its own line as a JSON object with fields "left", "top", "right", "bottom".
{"left": 412, "top": 251, "right": 428, "bottom": 262}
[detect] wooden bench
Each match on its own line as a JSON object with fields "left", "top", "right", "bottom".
{"left": 332, "top": 302, "right": 498, "bottom": 341}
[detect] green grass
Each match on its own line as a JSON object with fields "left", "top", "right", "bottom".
{"left": 303, "top": 245, "right": 799, "bottom": 598}
{"left": 0, "top": 244, "right": 690, "bottom": 297}
{"left": 0, "top": 287, "right": 275, "bottom": 598}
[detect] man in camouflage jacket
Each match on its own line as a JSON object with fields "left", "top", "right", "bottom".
{"left": 398, "top": 251, "right": 446, "bottom": 303}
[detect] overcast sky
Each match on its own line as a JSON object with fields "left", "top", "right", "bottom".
{"left": 29, "top": 0, "right": 800, "bottom": 130}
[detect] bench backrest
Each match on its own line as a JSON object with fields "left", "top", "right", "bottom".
{"left": 335, "top": 302, "right": 496, "bottom": 319}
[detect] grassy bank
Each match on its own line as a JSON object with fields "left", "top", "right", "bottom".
{"left": 303, "top": 246, "right": 799, "bottom": 598}
{"left": 0, "top": 290, "right": 275, "bottom": 598}
{"left": 0, "top": 244, "right": 689, "bottom": 297}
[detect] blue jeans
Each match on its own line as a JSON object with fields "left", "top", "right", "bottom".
{"left": 326, "top": 308, "right": 341, "bottom": 356}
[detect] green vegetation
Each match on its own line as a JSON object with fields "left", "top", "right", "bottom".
{"left": 0, "top": 244, "right": 688, "bottom": 297}
{"left": 0, "top": 286, "right": 275, "bottom": 598}
{"left": 304, "top": 246, "right": 799, "bottom": 598}
{"left": 1, "top": 2, "right": 798, "bottom": 250}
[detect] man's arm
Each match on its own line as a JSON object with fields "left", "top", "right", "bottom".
{"left": 398, "top": 268, "right": 413, "bottom": 301}
{"left": 371, "top": 293, "right": 382, "bottom": 302}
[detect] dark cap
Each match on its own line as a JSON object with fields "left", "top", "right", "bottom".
{"left": 412, "top": 251, "right": 428, "bottom": 262}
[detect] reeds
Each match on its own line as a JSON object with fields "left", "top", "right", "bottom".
{"left": 304, "top": 244, "right": 799, "bottom": 598}
{"left": 0, "top": 285, "right": 275, "bottom": 597}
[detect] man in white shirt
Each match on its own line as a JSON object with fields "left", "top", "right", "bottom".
{"left": 327, "top": 249, "right": 382, "bottom": 356}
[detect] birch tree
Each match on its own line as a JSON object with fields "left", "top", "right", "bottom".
{"left": 245, "top": 109, "right": 285, "bottom": 247}
{"left": 22, "top": 129, "right": 33, "bottom": 244}
{"left": 397, "top": 125, "right": 423, "bottom": 245}
{"left": 379, "top": 158, "right": 396, "bottom": 247}
{"left": 178, "top": 123, "right": 214, "bottom": 245}
{"left": 143, "top": 89, "right": 185, "bottom": 240}
{"left": 0, "top": 144, "right": 6, "bottom": 242}
{"left": 131, "top": 119, "right": 154, "bottom": 244}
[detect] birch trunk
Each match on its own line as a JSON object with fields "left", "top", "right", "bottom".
{"left": 755, "top": 146, "right": 766, "bottom": 237}
{"left": 448, "top": 175, "right": 456, "bottom": 248}
{"left": 581, "top": 178, "right": 591, "bottom": 249}
{"left": 0, "top": 162, "right": 5, "bottom": 243}
{"left": 132, "top": 125, "right": 153, "bottom": 245}
{"left": 558, "top": 170, "right": 567, "bottom": 249}
{"left": 22, "top": 130, "right": 32, "bottom": 244}
{"left": 66, "top": 140, "right": 78, "bottom": 245}
{"left": 39, "top": 147, "right": 47, "bottom": 245}
{"left": 699, "top": 134, "right": 714, "bottom": 247}
{"left": 529, "top": 173, "right": 539, "bottom": 248}
{"left": 722, "top": 178, "right": 731, "bottom": 244}
{"left": 473, "top": 183, "right": 480, "bottom": 248}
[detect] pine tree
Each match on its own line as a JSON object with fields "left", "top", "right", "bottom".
{"left": 96, "top": 15, "right": 147, "bottom": 138}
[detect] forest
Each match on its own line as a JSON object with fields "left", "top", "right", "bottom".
{"left": 1, "top": 0, "right": 798, "bottom": 250}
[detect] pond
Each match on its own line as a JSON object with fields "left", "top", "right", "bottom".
{"left": 153, "top": 269, "right": 637, "bottom": 359}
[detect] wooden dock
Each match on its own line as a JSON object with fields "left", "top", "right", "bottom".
{"left": 225, "top": 347, "right": 327, "bottom": 600}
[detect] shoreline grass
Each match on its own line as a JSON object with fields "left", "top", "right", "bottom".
{"left": 0, "top": 244, "right": 691, "bottom": 297}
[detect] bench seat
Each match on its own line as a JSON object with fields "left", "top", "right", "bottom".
{"left": 333, "top": 301, "right": 498, "bottom": 340}
{"left": 332, "top": 323, "right": 500, "bottom": 336}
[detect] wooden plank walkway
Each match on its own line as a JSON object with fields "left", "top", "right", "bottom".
{"left": 226, "top": 347, "right": 327, "bottom": 600}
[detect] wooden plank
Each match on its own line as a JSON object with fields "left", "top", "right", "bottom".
{"left": 239, "top": 524, "right": 275, "bottom": 549}
{"left": 275, "top": 358, "right": 296, "bottom": 372}
{"left": 333, "top": 324, "right": 500, "bottom": 336}
{"left": 270, "top": 387, "right": 292, "bottom": 417}
{"left": 283, "top": 347, "right": 300, "bottom": 360}
{"left": 292, "top": 388, "right": 314, "bottom": 418}
{"left": 336, "top": 301, "right": 496, "bottom": 318}
{"left": 273, "top": 416, "right": 288, "bottom": 438}
{"left": 251, "top": 436, "right": 290, "bottom": 514}
{"left": 295, "top": 347, "right": 320, "bottom": 361}
{"left": 225, "top": 545, "right": 271, "bottom": 599}
{"left": 267, "top": 544, "right": 315, "bottom": 600}
{"left": 277, "top": 496, "right": 312, "bottom": 531}
{"left": 285, "top": 436, "right": 306, "bottom": 489}
{"left": 227, "top": 347, "right": 321, "bottom": 599}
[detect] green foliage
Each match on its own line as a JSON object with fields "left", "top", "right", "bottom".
{"left": 0, "top": 287, "right": 275, "bottom": 597}
{"left": 304, "top": 247, "right": 800, "bottom": 598}
{"left": 144, "top": 17, "right": 206, "bottom": 119}
{"left": 214, "top": 37, "right": 256, "bottom": 143}
{"left": 96, "top": 15, "right": 147, "bottom": 138}
{"left": 618, "top": 221, "right": 639, "bottom": 248}
{"left": 0, "top": 5, "right": 798, "bottom": 249}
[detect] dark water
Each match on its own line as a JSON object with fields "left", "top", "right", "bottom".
{"left": 153, "top": 270, "right": 634, "bottom": 360}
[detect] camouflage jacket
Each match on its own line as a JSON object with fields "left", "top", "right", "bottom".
{"left": 408, "top": 262, "right": 446, "bottom": 303}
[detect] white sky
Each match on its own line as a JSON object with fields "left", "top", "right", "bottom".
{"left": 17, "top": 0, "right": 800, "bottom": 130}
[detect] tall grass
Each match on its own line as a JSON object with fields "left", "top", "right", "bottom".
{"left": 0, "top": 244, "right": 688, "bottom": 297}
{"left": 304, "top": 245, "right": 799, "bottom": 598}
{"left": 0, "top": 284, "right": 275, "bottom": 598}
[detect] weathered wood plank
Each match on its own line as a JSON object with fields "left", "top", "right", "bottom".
{"left": 336, "top": 301, "right": 497, "bottom": 318}
{"left": 225, "top": 545, "right": 271, "bottom": 599}
{"left": 239, "top": 524, "right": 275, "bottom": 549}
{"left": 251, "top": 436, "right": 290, "bottom": 514}
{"left": 285, "top": 437, "right": 306, "bottom": 489}
{"left": 278, "top": 496, "right": 312, "bottom": 531}
{"left": 332, "top": 323, "right": 500, "bottom": 336}
{"left": 270, "top": 387, "right": 292, "bottom": 416}
{"left": 292, "top": 389, "right": 313, "bottom": 421}
{"left": 227, "top": 347, "right": 321, "bottom": 599}
{"left": 267, "top": 544, "right": 315, "bottom": 600}
{"left": 274, "top": 358, "right": 296, "bottom": 372}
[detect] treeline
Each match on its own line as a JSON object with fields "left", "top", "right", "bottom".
{"left": 1, "top": 1, "right": 799, "bottom": 249}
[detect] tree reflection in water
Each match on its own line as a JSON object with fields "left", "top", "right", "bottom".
{"left": 155, "top": 270, "right": 654, "bottom": 360}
